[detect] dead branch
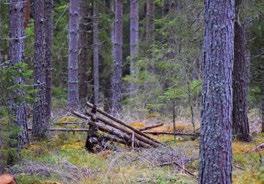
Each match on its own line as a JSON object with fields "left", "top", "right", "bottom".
{"left": 139, "top": 123, "right": 164, "bottom": 131}
{"left": 160, "top": 161, "right": 197, "bottom": 178}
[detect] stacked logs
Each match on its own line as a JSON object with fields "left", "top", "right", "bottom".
{"left": 71, "top": 102, "right": 162, "bottom": 150}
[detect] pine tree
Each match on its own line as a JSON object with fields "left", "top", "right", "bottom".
{"left": 129, "top": 0, "right": 139, "bottom": 94}
{"left": 68, "top": 0, "right": 81, "bottom": 109}
{"left": 44, "top": 0, "right": 53, "bottom": 119}
{"left": 232, "top": 0, "right": 251, "bottom": 141}
{"left": 93, "top": 0, "right": 100, "bottom": 105}
{"left": 32, "top": 0, "right": 49, "bottom": 139}
{"left": 111, "top": 0, "right": 123, "bottom": 114}
{"left": 199, "top": 0, "right": 235, "bottom": 183}
{"left": 8, "top": 0, "right": 29, "bottom": 146}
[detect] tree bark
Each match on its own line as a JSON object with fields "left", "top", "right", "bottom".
{"left": 232, "top": 1, "right": 251, "bottom": 141}
{"left": 146, "top": 0, "right": 155, "bottom": 45}
{"left": 68, "top": 0, "right": 81, "bottom": 109}
{"left": 44, "top": 0, "right": 53, "bottom": 119}
{"left": 93, "top": 0, "right": 100, "bottom": 105}
{"left": 32, "top": 0, "right": 49, "bottom": 139}
{"left": 199, "top": 0, "right": 235, "bottom": 183}
{"left": 111, "top": 0, "right": 123, "bottom": 115}
{"left": 79, "top": 0, "right": 92, "bottom": 103}
{"left": 129, "top": 0, "right": 139, "bottom": 94}
{"left": 261, "top": 100, "right": 264, "bottom": 132}
{"left": 8, "top": 0, "right": 29, "bottom": 146}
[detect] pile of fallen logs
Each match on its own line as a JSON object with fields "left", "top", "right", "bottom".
{"left": 71, "top": 102, "right": 163, "bottom": 151}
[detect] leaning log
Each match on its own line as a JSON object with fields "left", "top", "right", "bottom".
{"left": 72, "top": 111, "right": 150, "bottom": 148}
{"left": 143, "top": 131, "right": 199, "bottom": 137}
{"left": 86, "top": 102, "right": 161, "bottom": 145}
{"left": 85, "top": 110, "right": 160, "bottom": 148}
{"left": 139, "top": 123, "right": 164, "bottom": 131}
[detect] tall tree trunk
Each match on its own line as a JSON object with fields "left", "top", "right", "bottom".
{"left": 93, "top": 0, "right": 100, "bottom": 105}
{"left": 44, "top": 0, "right": 53, "bottom": 119}
{"left": 68, "top": 0, "right": 81, "bottom": 109}
{"left": 129, "top": 0, "right": 139, "bottom": 94}
{"left": 111, "top": 0, "right": 123, "bottom": 115}
{"left": 146, "top": 0, "right": 155, "bottom": 45}
{"left": 32, "top": 0, "right": 49, "bottom": 139}
{"left": 199, "top": 0, "right": 235, "bottom": 183}
{"left": 8, "top": 0, "right": 29, "bottom": 146}
{"left": 232, "top": 1, "right": 251, "bottom": 141}
{"left": 261, "top": 100, "right": 264, "bottom": 132}
{"left": 79, "top": 0, "right": 91, "bottom": 104}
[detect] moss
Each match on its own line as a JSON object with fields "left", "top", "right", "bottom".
{"left": 16, "top": 175, "right": 61, "bottom": 184}
{"left": 56, "top": 116, "right": 79, "bottom": 125}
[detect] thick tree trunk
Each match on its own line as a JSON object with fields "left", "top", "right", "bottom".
{"left": 93, "top": 0, "right": 100, "bottom": 105}
{"left": 199, "top": 0, "right": 235, "bottom": 184}
{"left": 111, "top": 0, "right": 123, "bottom": 115}
{"left": 79, "top": 0, "right": 91, "bottom": 103}
{"left": 146, "top": 0, "right": 155, "bottom": 45}
{"left": 232, "top": 13, "right": 251, "bottom": 141}
{"left": 8, "top": 0, "right": 29, "bottom": 146}
{"left": 32, "top": 0, "right": 49, "bottom": 139}
{"left": 129, "top": 0, "right": 139, "bottom": 94}
{"left": 44, "top": 0, "right": 53, "bottom": 119}
{"left": 68, "top": 0, "right": 81, "bottom": 109}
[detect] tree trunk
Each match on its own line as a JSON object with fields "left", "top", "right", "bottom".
{"left": 79, "top": 0, "right": 91, "bottom": 103}
{"left": 129, "top": 0, "right": 139, "bottom": 94}
{"left": 44, "top": 0, "right": 53, "bottom": 119}
{"left": 68, "top": 0, "right": 81, "bottom": 109}
{"left": 8, "top": 0, "right": 29, "bottom": 146}
{"left": 146, "top": 0, "right": 155, "bottom": 45}
{"left": 32, "top": 0, "right": 49, "bottom": 139}
{"left": 93, "top": 0, "right": 100, "bottom": 105}
{"left": 111, "top": 0, "right": 123, "bottom": 115}
{"left": 199, "top": 0, "right": 235, "bottom": 183}
{"left": 261, "top": 100, "right": 264, "bottom": 132}
{"left": 232, "top": 1, "right": 251, "bottom": 141}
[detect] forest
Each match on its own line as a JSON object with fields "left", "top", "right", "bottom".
{"left": 0, "top": 0, "right": 263, "bottom": 183}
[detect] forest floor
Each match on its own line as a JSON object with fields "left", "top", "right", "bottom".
{"left": 10, "top": 112, "right": 264, "bottom": 184}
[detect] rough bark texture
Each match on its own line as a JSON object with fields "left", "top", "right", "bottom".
{"left": 146, "top": 0, "right": 155, "bottom": 45}
{"left": 232, "top": 3, "right": 250, "bottom": 141}
{"left": 111, "top": 0, "right": 123, "bottom": 115}
{"left": 44, "top": 0, "right": 53, "bottom": 119}
{"left": 8, "top": 0, "right": 29, "bottom": 146}
{"left": 199, "top": 0, "right": 235, "bottom": 183}
{"left": 32, "top": 0, "right": 49, "bottom": 139}
{"left": 79, "top": 0, "right": 91, "bottom": 103}
{"left": 129, "top": 0, "right": 139, "bottom": 94}
{"left": 68, "top": 0, "right": 81, "bottom": 109}
{"left": 93, "top": 0, "right": 100, "bottom": 105}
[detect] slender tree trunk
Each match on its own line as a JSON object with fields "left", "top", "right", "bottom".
{"left": 146, "top": 0, "right": 155, "bottom": 45}
{"left": 232, "top": 1, "right": 251, "bottom": 141}
{"left": 79, "top": 0, "right": 91, "bottom": 103}
{"left": 111, "top": 0, "right": 123, "bottom": 115}
{"left": 129, "top": 0, "right": 139, "bottom": 94}
{"left": 68, "top": 0, "right": 81, "bottom": 109}
{"left": 261, "top": 100, "right": 264, "bottom": 132}
{"left": 0, "top": 10, "right": 2, "bottom": 63}
{"left": 32, "top": 0, "right": 49, "bottom": 139}
{"left": 93, "top": 0, "right": 100, "bottom": 105}
{"left": 199, "top": 0, "right": 235, "bottom": 183}
{"left": 44, "top": 0, "right": 53, "bottom": 119}
{"left": 8, "top": 0, "right": 29, "bottom": 146}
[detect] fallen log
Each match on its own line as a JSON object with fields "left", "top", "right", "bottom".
{"left": 143, "top": 131, "right": 199, "bottom": 137}
{"left": 72, "top": 111, "right": 150, "bottom": 148}
{"left": 160, "top": 161, "right": 197, "bottom": 178}
{"left": 86, "top": 102, "right": 161, "bottom": 145}
{"left": 85, "top": 111, "right": 160, "bottom": 148}
{"left": 139, "top": 123, "right": 164, "bottom": 131}
{"left": 27, "top": 127, "right": 90, "bottom": 132}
